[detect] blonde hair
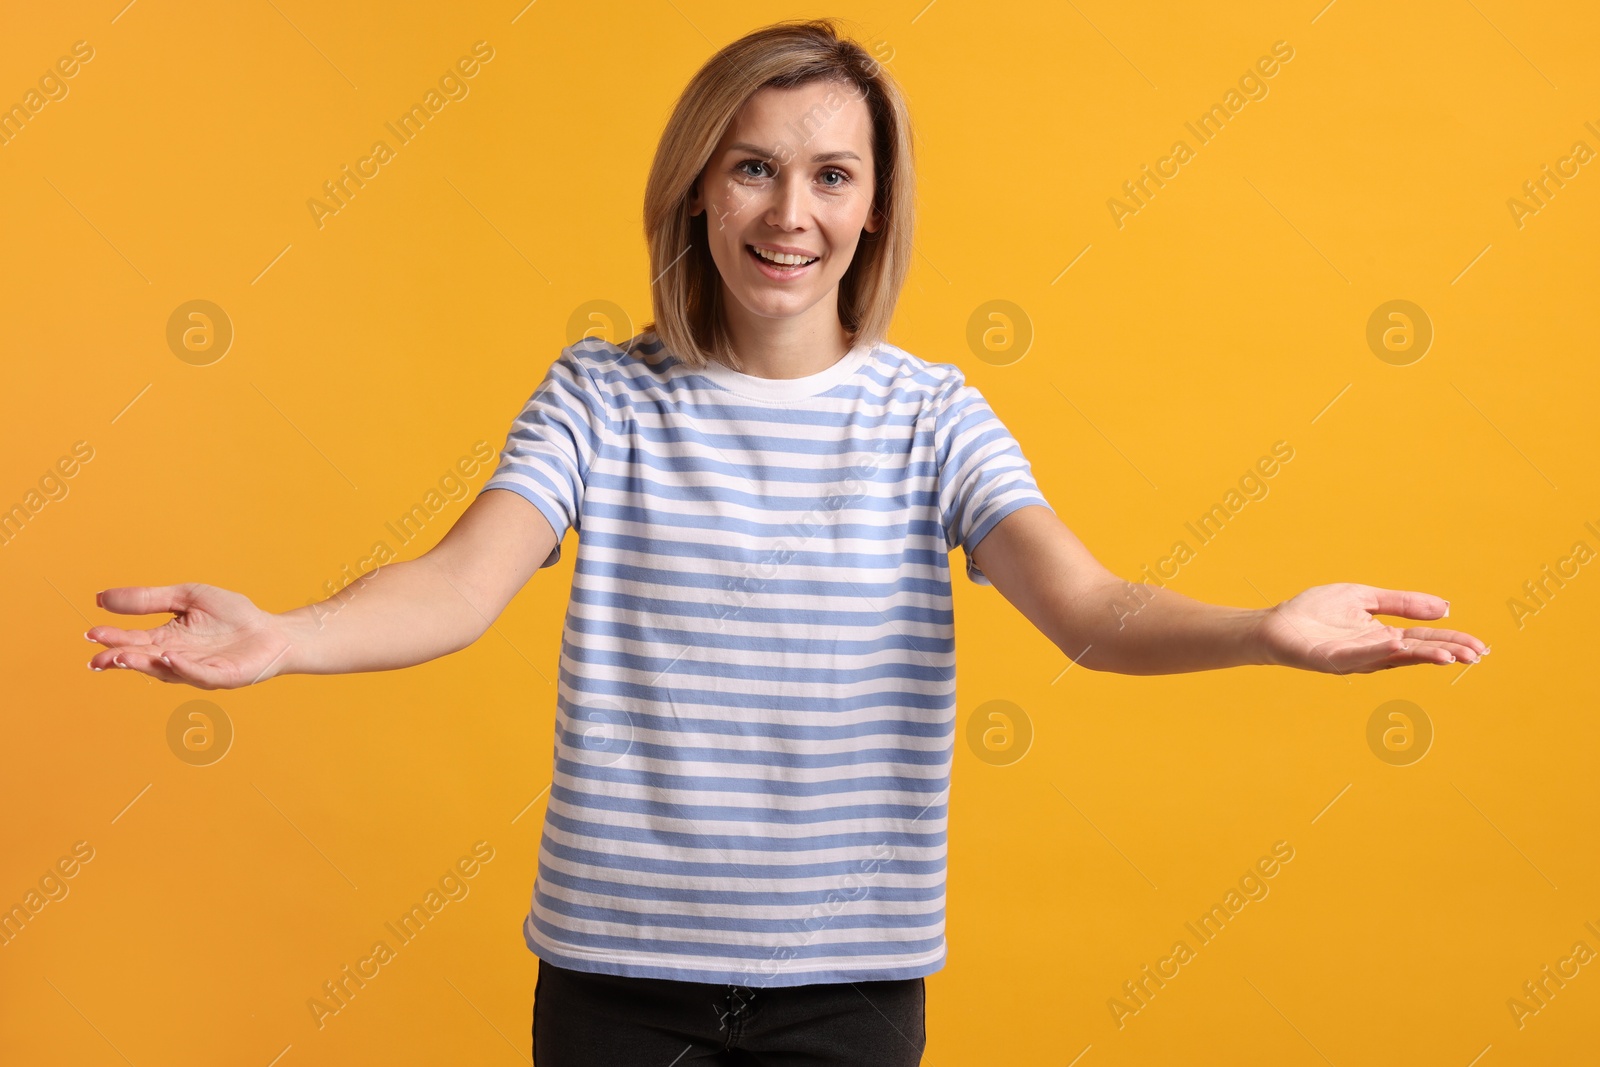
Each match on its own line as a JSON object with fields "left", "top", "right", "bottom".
{"left": 641, "top": 18, "right": 915, "bottom": 372}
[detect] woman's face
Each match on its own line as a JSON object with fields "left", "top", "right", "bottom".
{"left": 688, "top": 80, "right": 880, "bottom": 331}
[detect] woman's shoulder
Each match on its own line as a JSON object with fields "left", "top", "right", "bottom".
{"left": 869, "top": 338, "right": 966, "bottom": 383}
{"left": 863, "top": 337, "right": 976, "bottom": 403}
{"left": 556, "top": 331, "right": 674, "bottom": 390}
{"left": 560, "top": 331, "right": 659, "bottom": 367}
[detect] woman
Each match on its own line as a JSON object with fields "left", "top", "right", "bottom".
{"left": 87, "top": 18, "right": 1486, "bottom": 1066}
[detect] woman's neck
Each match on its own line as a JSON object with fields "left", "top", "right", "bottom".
{"left": 720, "top": 308, "right": 851, "bottom": 380}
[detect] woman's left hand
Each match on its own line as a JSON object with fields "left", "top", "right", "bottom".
{"left": 1255, "top": 583, "right": 1489, "bottom": 674}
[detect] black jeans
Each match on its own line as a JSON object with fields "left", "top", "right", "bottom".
{"left": 532, "top": 958, "right": 927, "bottom": 1066}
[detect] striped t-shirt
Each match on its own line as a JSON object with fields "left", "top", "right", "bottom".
{"left": 479, "top": 329, "right": 1052, "bottom": 987}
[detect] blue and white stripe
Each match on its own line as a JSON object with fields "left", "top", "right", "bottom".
{"left": 480, "top": 330, "right": 1051, "bottom": 986}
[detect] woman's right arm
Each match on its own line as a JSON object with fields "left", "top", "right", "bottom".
{"left": 279, "top": 487, "right": 559, "bottom": 674}
{"left": 88, "top": 488, "right": 559, "bottom": 688}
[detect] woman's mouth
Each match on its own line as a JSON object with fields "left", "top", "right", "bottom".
{"left": 746, "top": 244, "right": 819, "bottom": 280}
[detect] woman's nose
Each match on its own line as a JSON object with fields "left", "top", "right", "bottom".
{"left": 764, "top": 174, "right": 809, "bottom": 230}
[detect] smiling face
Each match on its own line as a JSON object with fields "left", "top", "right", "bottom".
{"left": 687, "top": 80, "right": 880, "bottom": 341}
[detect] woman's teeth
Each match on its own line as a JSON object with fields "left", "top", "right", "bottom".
{"left": 749, "top": 245, "right": 818, "bottom": 267}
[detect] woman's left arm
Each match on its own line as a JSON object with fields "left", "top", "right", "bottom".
{"left": 970, "top": 505, "right": 1489, "bottom": 676}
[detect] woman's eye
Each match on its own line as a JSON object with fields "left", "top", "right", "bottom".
{"left": 735, "top": 161, "right": 850, "bottom": 186}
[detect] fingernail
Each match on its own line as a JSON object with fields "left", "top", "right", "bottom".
{"left": 84, "top": 630, "right": 95, "bottom": 642}
{"left": 95, "top": 590, "right": 104, "bottom": 607}
{"left": 88, "top": 661, "right": 102, "bottom": 671}
{"left": 161, "top": 654, "right": 171, "bottom": 666}
{"left": 114, "top": 656, "right": 126, "bottom": 668}
{"left": 1443, "top": 603, "right": 1450, "bottom": 617}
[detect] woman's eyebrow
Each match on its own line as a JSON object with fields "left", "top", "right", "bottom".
{"left": 725, "top": 141, "right": 861, "bottom": 163}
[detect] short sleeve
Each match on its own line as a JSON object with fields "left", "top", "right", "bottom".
{"left": 934, "top": 370, "right": 1053, "bottom": 585}
{"left": 478, "top": 344, "right": 609, "bottom": 569}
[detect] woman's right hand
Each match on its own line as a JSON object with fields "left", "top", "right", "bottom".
{"left": 87, "top": 583, "right": 296, "bottom": 690}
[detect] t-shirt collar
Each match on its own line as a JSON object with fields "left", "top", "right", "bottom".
{"left": 695, "top": 339, "right": 874, "bottom": 402}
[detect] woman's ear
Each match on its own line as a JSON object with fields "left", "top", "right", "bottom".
{"left": 688, "top": 180, "right": 704, "bottom": 217}
{"left": 863, "top": 203, "right": 881, "bottom": 234}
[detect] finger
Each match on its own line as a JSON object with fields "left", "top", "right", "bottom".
{"left": 1362, "top": 586, "right": 1450, "bottom": 622}
{"left": 1400, "top": 627, "right": 1490, "bottom": 657}
{"left": 149, "top": 648, "right": 233, "bottom": 690}
{"left": 93, "top": 646, "right": 181, "bottom": 682}
{"left": 1310, "top": 637, "right": 1404, "bottom": 674}
{"left": 1374, "top": 639, "right": 1458, "bottom": 670}
{"left": 96, "top": 583, "right": 202, "bottom": 618}
{"left": 1324, "top": 636, "right": 1454, "bottom": 674}
{"left": 86, "top": 624, "right": 164, "bottom": 649}
{"left": 87, "top": 647, "right": 135, "bottom": 670}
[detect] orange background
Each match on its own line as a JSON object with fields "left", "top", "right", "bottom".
{"left": 3, "top": 1, "right": 1597, "bottom": 1064}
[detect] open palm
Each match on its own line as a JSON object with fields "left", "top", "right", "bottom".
{"left": 87, "top": 583, "right": 294, "bottom": 690}
{"left": 1256, "top": 582, "right": 1488, "bottom": 675}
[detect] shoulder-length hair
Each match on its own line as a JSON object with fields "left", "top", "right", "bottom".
{"left": 641, "top": 18, "right": 915, "bottom": 372}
